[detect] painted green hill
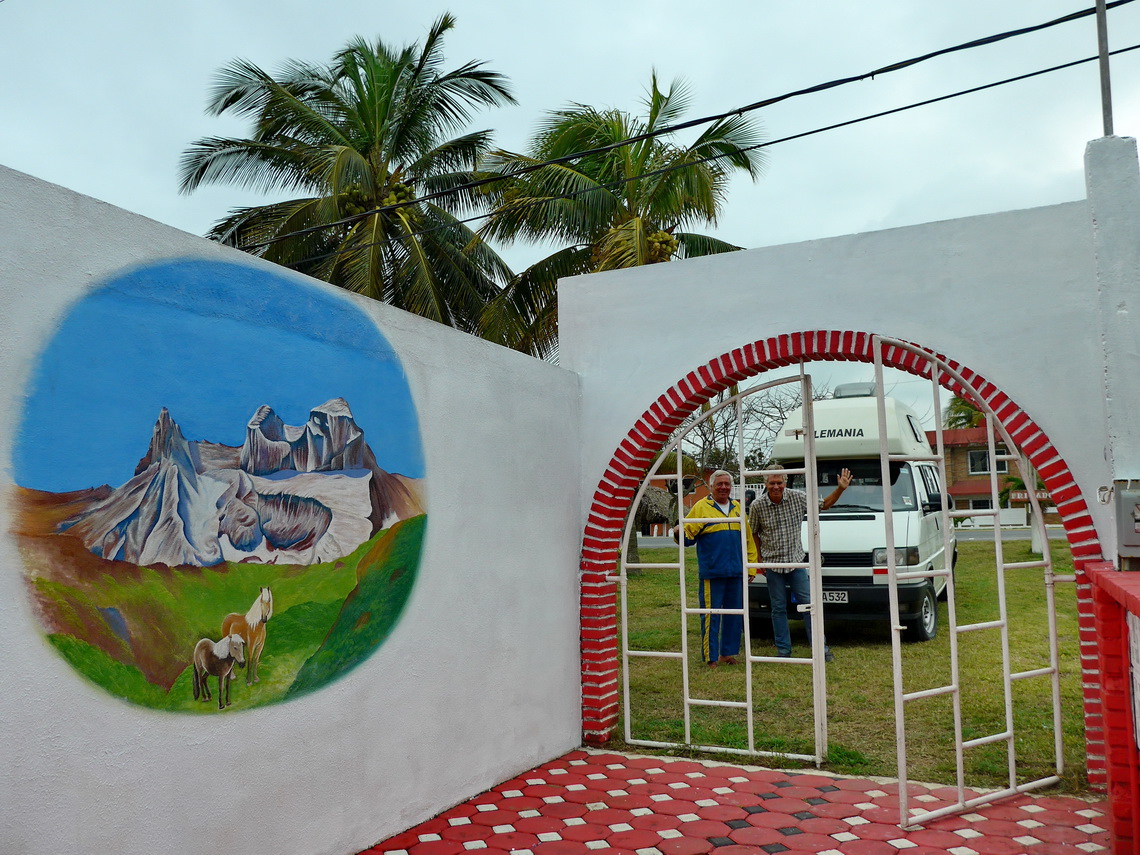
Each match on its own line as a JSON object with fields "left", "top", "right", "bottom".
{"left": 287, "top": 514, "right": 425, "bottom": 696}
{"left": 30, "top": 515, "right": 425, "bottom": 712}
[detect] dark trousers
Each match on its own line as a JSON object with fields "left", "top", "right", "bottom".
{"left": 698, "top": 576, "right": 744, "bottom": 663}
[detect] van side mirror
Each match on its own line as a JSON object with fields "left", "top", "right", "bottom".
{"left": 923, "top": 494, "right": 944, "bottom": 514}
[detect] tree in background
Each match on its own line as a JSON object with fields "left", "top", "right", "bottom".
{"left": 998, "top": 471, "right": 1046, "bottom": 509}
{"left": 478, "top": 75, "right": 766, "bottom": 358}
{"left": 944, "top": 395, "right": 985, "bottom": 429}
{"left": 179, "top": 14, "right": 515, "bottom": 335}
{"left": 678, "top": 382, "right": 829, "bottom": 482}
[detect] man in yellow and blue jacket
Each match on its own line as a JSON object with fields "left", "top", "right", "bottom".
{"left": 673, "top": 470, "right": 758, "bottom": 667}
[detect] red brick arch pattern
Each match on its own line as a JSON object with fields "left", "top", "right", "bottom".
{"left": 578, "top": 329, "right": 1106, "bottom": 788}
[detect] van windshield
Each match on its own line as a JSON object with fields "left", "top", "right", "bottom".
{"left": 786, "top": 460, "right": 917, "bottom": 512}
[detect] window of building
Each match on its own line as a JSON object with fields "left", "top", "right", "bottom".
{"left": 967, "top": 448, "right": 1008, "bottom": 475}
{"left": 970, "top": 498, "right": 993, "bottom": 510}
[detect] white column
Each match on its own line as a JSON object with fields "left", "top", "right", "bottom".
{"left": 1086, "top": 135, "right": 1140, "bottom": 559}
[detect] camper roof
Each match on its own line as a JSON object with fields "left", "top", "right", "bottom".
{"left": 770, "top": 395, "right": 931, "bottom": 461}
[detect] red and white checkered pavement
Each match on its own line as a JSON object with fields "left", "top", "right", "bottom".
{"left": 362, "top": 750, "right": 1110, "bottom": 855}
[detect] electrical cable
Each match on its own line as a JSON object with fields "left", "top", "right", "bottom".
{"left": 272, "top": 42, "right": 1140, "bottom": 271}
{"left": 237, "top": 0, "right": 1137, "bottom": 251}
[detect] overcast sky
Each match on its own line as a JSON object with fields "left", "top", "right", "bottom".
{"left": 2, "top": 0, "right": 1138, "bottom": 418}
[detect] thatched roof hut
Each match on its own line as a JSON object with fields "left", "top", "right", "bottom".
{"left": 636, "top": 484, "right": 675, "bottom": 526}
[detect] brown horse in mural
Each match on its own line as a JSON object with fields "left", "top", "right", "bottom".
{"left": 191, "top": 634, "right": 246, "bottom": 710}
{"left": 221, "top": 587, "right": 273, "bottom": 686}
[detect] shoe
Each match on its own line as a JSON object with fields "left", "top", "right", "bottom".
{"left": 719, "top": 656, "right": 739, "bottom": 665}
{"left": 824, "top": 650, "right": 835, "bottom": 663}
{"left": 777, "top": 651, "right": 792, "bottom": 658}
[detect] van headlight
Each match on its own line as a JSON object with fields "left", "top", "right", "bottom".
{"left": 872, "top": 547, "right": 920, "bottom": 566}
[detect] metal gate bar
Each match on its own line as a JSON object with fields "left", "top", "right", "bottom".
{"left": 872, "top": 335, "right": 1068, "bottom": 828}
{"left": 614, "top": 371, "right": 827, "bottom": 765}
{"left": 615, "top": 340, "right": 1071, "bottom": 830}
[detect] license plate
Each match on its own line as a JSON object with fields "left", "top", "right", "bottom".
{"left": 821, "top": 591, "right": 848, "bottom": 604}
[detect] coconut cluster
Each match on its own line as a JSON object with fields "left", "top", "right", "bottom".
{"left": 340, "top": 183, "right": 374, "bottom": 217}
{"left": 647, "top": 229, "right": 679, "bottom": 263}
{"left": 382, "top": 182, "right": 415, "bottom": 208}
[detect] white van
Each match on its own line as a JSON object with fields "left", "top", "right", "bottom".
{"left": 748, "top": 383, "right": 955, "bottom": 641}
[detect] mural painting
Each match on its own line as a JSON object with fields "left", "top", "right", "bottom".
{"left": 9, "top": 259, "right": 426, "bottom": 712}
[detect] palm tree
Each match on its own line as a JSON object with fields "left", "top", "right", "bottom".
{"left": 478, "top": 75, "right": 766, "bottom": 357}
{"left": 944, "top": 395, "right": 985, "bottom": 429}
{"left": 179, "top": 14, "right": 516, "bottom": 334}
{"left": 998, "top": 471, "right": 1046, "bottom": 508}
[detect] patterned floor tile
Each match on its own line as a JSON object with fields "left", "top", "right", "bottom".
{"left": 362, "top": 750, "right": 1110, "bottom": 855}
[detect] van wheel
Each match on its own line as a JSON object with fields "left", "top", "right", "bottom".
{"left": 903, "top": 584, "right": 938, "bottom": 642}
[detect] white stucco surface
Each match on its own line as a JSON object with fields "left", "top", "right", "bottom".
{"left": 0, "top": 165, "right": 583, "bottom": 855}
{"left": 1087, "top": 137, "right": 1140, "bottom": 482}
{"left": 560, "top": 151, "right": 1139, "bottom": 557}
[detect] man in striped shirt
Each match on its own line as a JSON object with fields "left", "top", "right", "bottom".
{"left": 749, "top": 465, "right": 851, "bottom": 660}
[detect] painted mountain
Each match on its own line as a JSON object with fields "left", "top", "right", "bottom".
{"left": 61, "top": 398, "right": 424, "bottom": 567}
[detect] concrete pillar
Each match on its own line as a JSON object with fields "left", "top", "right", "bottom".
{"left": 1086, "top": 136, "right": 1140, "bottom": 560}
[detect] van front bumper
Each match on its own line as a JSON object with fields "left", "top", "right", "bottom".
{"left": 748, "top": 578, "right": 930, "bottom": 623}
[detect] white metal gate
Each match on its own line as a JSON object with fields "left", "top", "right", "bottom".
{"left": 615, "top": 338, "right": 1072, "bottom": 829}
{"left": 614, "top": 369, "right": 831, "bottom": 765}
{"left": 871, "top": 335, "right": 1071, "bottom": 828}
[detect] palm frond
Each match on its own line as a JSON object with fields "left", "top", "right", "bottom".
{"left": 674, "top": 232, "right": 743, "bottom": 258}
{"left": 480, "top": 246, "right": 592, "bottom": 358}
{"left": 689, "top": 113, "right": 767, "bottom": 178}
{"left": 945, "top": 396, "right": 986, "bottom": 429}
{"left": 205, "top": 58, "right": 325, "bottom": 118}
{"left": 410, "top": 13, "right": 456, "bottom": 82}
{"left": 178, "top": 136, "right": 320, "bottom": 195}
{"left": 412, "top": 130, "right": 496, "bottom": 183}
{"left": 332, "top": 210, "right": 392, "bottom": 301}
{"left": 594, "top": 218, "right": 651, "bottom": 271}
{"left": 317, "top": 145, "right": 374, "bottom": 196}
{"left": 643, "top": 73, "right": 691, "bottom": 132}
{"left": 478, "top": 156, "right": 619, "bottom": 245}
{"left": 206, "top": 198, "right": 338, "bottom": 271}
{"left": 206, "top": 58, "right": 352, "bottom": 151}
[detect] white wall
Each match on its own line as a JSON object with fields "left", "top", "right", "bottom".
{"left": 0, "top": 165, "right": 583, "bottom": 855}
{"left": 1088, "top": 137, "right": 1140, "bottom": 482}
{"left": 560, "top": 189, "right": 1115, "bottom": 551}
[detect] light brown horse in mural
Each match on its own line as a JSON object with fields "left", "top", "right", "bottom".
{"left": 191, "top": 634, "right": 246, "bottom": 710}
{"left": 221, "top": 587, "right": 273, "bottom": 686}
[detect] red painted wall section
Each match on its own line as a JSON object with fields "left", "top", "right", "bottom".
{"left": 1087, "top": 562, "right": 1140, "bottom": 854}
{"left": 579, "top": 330, "right": 1107, "bottom": 789}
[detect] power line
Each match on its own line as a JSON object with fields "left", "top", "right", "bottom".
{"left": 274, "top": 42, "right": 1140, "bottom": 271}
{"left": 238, "top": 0, "right": 1137, "bottom": 251}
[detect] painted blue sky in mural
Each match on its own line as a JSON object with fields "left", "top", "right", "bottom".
{"left": 16, "top": 259, "right": 424, "bottom": 492}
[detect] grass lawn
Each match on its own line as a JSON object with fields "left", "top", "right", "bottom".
{"left": 616, "top": 539, "right": 1088, "bottom": 793}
